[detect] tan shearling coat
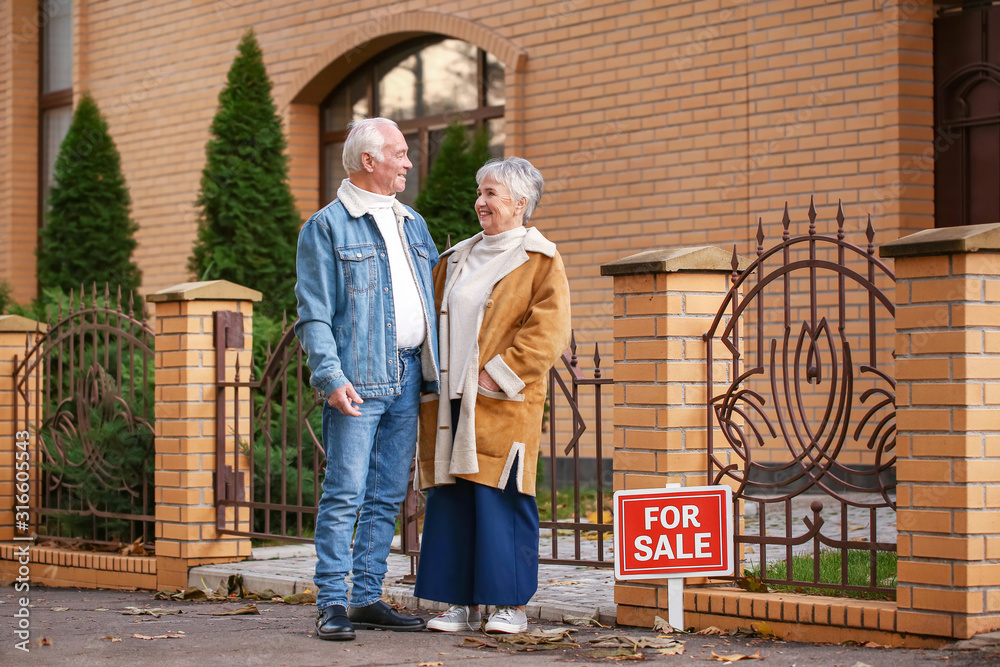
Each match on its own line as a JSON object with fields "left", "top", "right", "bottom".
{"left": 416, "top": 227, "right": 571, "bottom": 496}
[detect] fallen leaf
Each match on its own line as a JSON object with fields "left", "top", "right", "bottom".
{"left": 122, "top": 607, "right": 182, "bottom": 618}
{"left": 697, "top": 626, "right": 725, "bottom": 635}
{"left": 652, "top": 615, "right": 680, "bottom": 633}
{"left": 753, "top": 621, "right": 778, "bottom": 639}
{"left": 417, "top": 663, "right": 443, "bottom": 666}
{"left": 735, "top": 575, "right": 769, "bottom": 593}
{"left": 37, "top": 637, "right": 52, "bottom": 646}
{"left": 51, "top": 607, "right": 69, "bottom": 612}
{"left": 563, "top": 611, "right": 609, "bottom": 628}
{"left": 548, "top": 580, "right": 581, "bottom": 585}
{"left": 657, "top": 644, "right": 685, "bottom": 655}
{"left": 102, "top": 636, "right": 122, "bottom": 642}
{"left": 200, "top": 603, "right": 259, "bottom": 616}
{"left": 132, "top": 632, "right": 185, "bottom": 640}
{"left": 282, "top": 591, "right": 317, "bottom": 605}
{"left": 496, "top": 628, "right": 579, "bottom": 651}
{"left": 462, "top": 636, "right": 495, "bottom": 649}
{"left": 585, "top": 647, "right": 643, "bottom": 660}
{"left": 710, "top": 649, "right": 763, "bottom": 662}
{"left": 94, "top": 607, "right": 109, "bottom": 611}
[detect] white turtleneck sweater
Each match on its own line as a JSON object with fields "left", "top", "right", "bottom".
{"left": 343, "top": 179, "right": 424, "bottom": 350}
{"left": 448, "top": 225, "right": 528, "bottom": 399}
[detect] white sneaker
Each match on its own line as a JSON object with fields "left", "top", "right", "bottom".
{"left": 484, "top": 606, "right": 528, "bottom": 633}
{"left": 426, "top": 605, "right": 482, "bottom": 632}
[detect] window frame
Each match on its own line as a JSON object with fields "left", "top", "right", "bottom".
{"left": 319, "top": 36, "right": 504, "bottom": 206}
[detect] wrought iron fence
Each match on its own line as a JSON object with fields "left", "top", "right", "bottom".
{"left": 13, "top": 285, "right": 155, "bottom": 548}
{"left": 541, "top": 336, "right": 614, "bottom": 567}
{"left": 214, "top": 321, "right": 614, "bottom": 571}
{"left": 704, "top": 199, "right": 897, "bottom": 596}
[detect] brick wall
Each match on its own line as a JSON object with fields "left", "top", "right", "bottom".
{"left": 0, "top": 0, "right": 934, "bottom": 359}
{"left": 883, "top": 225, "right": 1000, "bottom": 639}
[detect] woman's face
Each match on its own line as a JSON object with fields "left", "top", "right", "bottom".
{"left": 475, "top": 175, "right": 524, "bottom": 235}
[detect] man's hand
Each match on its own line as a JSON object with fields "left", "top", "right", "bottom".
{"left": 327, "top": 382, "right": 364, "bottom": 416}
{"left": 478, "top": 369, "right": 500, "bottom": 392}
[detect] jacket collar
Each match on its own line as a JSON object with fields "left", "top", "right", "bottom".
{"left": 440, "top": 226, "right": 556, "bottom": 260}
{"left": 337, "top": 179, "right": 414, "bottom": 221}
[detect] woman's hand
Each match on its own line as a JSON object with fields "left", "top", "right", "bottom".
{"left": 478, "top": 369, "right": 500, "bottom": 392}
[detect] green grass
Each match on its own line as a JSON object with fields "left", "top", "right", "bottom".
{"left": 535, "top": 486, "right": 613, "bottom": 523}
{"left": 744, "top": 549, "right": 897, "bottom": 600}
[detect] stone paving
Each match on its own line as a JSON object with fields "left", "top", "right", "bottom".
{"left": 190, "top": 534, "right": 618, "bottom": 626}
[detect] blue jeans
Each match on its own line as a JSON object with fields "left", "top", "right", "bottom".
{"left": 314, "top": 347, "right": 421, "bottom": 610}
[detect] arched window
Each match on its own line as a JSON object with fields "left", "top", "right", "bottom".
{"left": 320, "top": 36, "right": 505, "bottom": 207}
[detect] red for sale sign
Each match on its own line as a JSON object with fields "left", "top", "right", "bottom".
{"left": 614, "top": 485, "right": 734, "bottom": 580}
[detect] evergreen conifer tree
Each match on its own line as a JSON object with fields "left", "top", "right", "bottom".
{"left": 37, "top": 93, "right": 142, "bottom": 303}
{"left": 188, "top": 29, "right": 301, "bottom": 320}
{"left": 415, "top": 121, "right": 492, "bottom": 251}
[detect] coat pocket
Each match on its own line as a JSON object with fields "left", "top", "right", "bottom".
{"left": 477, "top": 385, "right": 525, "bottom": 402}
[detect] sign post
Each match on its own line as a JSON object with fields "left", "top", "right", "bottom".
{"left": 613, "top": 484, "right": 734, "bottom": 631}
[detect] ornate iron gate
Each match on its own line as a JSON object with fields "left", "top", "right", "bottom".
{"left": 704, "top": 200, "right": 897, "bottom": 596}
{"left": 12, "top": 286, "right": 155, "bottom": 547}
{"left": 214, "top": 321, "right": 613, "bottom": 569}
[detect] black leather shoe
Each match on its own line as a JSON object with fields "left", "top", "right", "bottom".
{"left": 316, "top": 605, "right": 355, "bottom": 641}
{"left": 348, "top": 600, "right": 426, "bottom": 631}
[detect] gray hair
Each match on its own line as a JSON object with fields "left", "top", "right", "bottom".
{"left": 476, "top": 156, "right": 544, "bottom": 222}
{"left": 342, "top": 117, "right": 399, "bottom": 174}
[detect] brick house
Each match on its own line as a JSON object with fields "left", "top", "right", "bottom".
{"left": 1, "top": 0, "right": 999, "bottom": 641}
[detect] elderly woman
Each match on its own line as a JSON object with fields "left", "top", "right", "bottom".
{"left": 413, "top": 157, "right": 571, "bottom": 634}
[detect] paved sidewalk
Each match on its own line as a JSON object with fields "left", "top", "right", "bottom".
{"left": 189, "top": 537, "right": 618, "bottom": 626}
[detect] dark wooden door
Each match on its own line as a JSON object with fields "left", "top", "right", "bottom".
{"left": 934, "top": 2, "right": 1000, "bottom": 228}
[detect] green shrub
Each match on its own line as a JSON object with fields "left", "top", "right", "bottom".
{"left": 414, "top": 121, "right": 491, "bottom": 251}
{"left": 188, "top": 29, "right": 301, "bottom": 321}
{"left": 37, "top": 94, "right": 142, "bottom": 308}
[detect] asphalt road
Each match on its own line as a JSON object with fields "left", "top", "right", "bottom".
{"left": 3, "top": 587, "right": 999, "bottom": 666}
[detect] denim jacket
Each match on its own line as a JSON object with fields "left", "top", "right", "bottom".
{"left": 294, "top": 181, "right": 440, "bottom": 399}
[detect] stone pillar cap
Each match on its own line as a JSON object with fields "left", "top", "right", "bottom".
{"left": 146, "top": 280, "right": 263, "bottom": 303}
{"left": 0, "top": 314, "right": 48, "bottom": 333}
{"left": 880, "top": 223, "right": 1000, "bottom": 258}
{"left": 600, "top": 245, "right": 753, "bottom": 276}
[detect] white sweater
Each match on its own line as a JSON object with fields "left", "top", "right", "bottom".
{"left": 343, "top": 179, "right": 424, "bottom": 349}
{"left": 447, "top": 226, "right": 528, "bottom": 398}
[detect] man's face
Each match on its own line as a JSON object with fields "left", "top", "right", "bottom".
{"left": 368, "top": 126, "right": 412, "bottom": 195}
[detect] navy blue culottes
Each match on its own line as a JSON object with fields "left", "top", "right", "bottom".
{"left": 413, "top": 401, "right": 539, "bottom": 606}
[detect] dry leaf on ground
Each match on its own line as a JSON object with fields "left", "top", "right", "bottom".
{"left": 132, "top": 632, "right": 185, "bottom": 640}
{"left": 417, "top": 663, "right": 443, "bottom": 666}
{"left": 697, "top": 626, "right": 725, "bottom": 635}
{"left": 200, "top": 603, "right": 260, "bottom": 616}
{"left": 710, "top": 649, "right": 763, "bottom": 662}
{"left": 752, "top": 621, "right": 778, "bottom": 639}
{"left": 50, "top": 607, "right": 69, "bottom": 612}
{"left": 586, "top": 647, "right": 644, "bottom": 660}
{"left": 658, "top": 644, "right": 685, "bottom": 656}
{"left": 652, "top": 614, "right": 681, "bottom": 633}
{"left": 563, "top": 611, "right": 609, "bottom": 628}
{"left": 122, "top": 607, "right": 182, "bottom": 617}
{"left": 462, "top": 636, "right": 495, "bottom": 649}
{"left": 497, "top": 627, "right": 579, "bottom": 651}
{"left": 282, "top": 590, "right": 317, "bottom": 605}
{"left": 101, "top": 636, "right": 122, "bottom": 642}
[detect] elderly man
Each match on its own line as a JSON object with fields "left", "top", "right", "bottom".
{"left": 294, "top": 117, "right": 439, "bottom": 640}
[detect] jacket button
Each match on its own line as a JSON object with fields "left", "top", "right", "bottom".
{"left": 384, "top": 287, "right": 389, "bottom": 291}
{"left": 387, "top": 323, "right": 392, "bottom": 328}
{"left": 486, "top": 299, "right": 494, "bottom": 308}
{"left": 356, "top": 253, "right": 362, "bottom": 258}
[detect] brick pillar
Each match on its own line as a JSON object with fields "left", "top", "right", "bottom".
{"left": 146, "top": 281, "right": 260, "bottom": 589}
{"left": 882, "top": 224, "right": 1000, "bottom": 639}
{"left": 601, "top": 247, "right": 747, "bottom": 627}
{"left": 0, "top": 316, "right": 45, "bottom": 542}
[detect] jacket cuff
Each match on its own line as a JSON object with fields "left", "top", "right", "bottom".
{"left": 485, "top": 354, "right": 525, "bottom": 398}
{"left": 317, "top": 372, "right": 348, "bottom": 400}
